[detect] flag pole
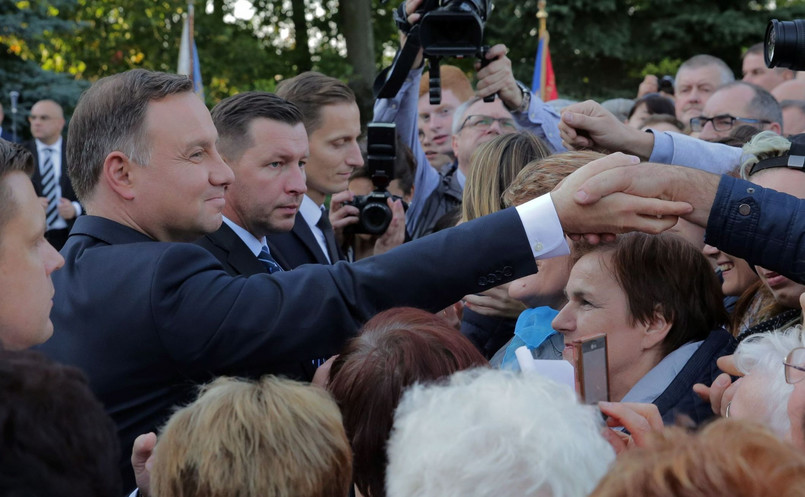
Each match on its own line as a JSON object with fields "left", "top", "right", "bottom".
{"left": 188, "top": 0, "right": 195, "bottom": 84}
{"left": 537, "top": 1, "right": 548, "bottom": 102}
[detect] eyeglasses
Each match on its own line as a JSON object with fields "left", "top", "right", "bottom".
{"left": 689, "top": 114, "right": 771, "bottom": 132}
{"left": 459, "top": 114, "right": 517, "bottom": 132}
{"left": 784, "top": 347, "right": 805, "bottom": 384}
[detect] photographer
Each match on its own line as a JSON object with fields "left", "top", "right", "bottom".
{"left": 374, "top": 0, "right": 565, "bottom": 239}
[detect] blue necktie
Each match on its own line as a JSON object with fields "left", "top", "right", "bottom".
{"left": 258, "top": 245, "right": 283, "bottom": 274}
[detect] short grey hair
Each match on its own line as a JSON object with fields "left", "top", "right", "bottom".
{"left": 676, "top": 54, "right": 735, "bottom": 86}
{"left": 716, "top": 81, "right": 782, "bottom": 128}
{"left": 386, "top": 369, "right": 615, "bottom": 497}
{"left": 452, "top": 96, "right": 483, "bottom": 135}
{"left": 67, "top": 69, "right": 193, "bottom": 201}
{"left": 733, "top": 326, "right": 805, "bottom": 438}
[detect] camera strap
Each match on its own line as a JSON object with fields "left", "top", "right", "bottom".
{"left": 373, "top": 25, "right": 423, "bottom": 100}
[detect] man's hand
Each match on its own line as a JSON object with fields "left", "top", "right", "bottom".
{"left": 598, "top": 401, "right": 664, "bottom": 455}
{"left": 572, "top": 160, "right": 720, "bottom": 228}
{"left": 373, "top": 198, "right": 406, "bottom": 256}
{"left": 399, "top": 0, "right": 425, "bottom": 68}
{"left": 58, "top": 197, "right": 77, "bottom": 220}
{"left": 463, "top": 283, "right": 527, "bottom": 319}
{"left": 475, "top": 44, "right": 522, "bottom": 110}
{"left": 692, "top": 355, "right": 741, "bottom": 416}
{"left": 637, "top": 75, "right": 659, "bottom": 98}
{"left": 131, "top": 432, "right": 157, "bottom": 497}
{"left": 329, "top": 190, "right": 359, "bottom": 244}
{"left": 550, "top": 153, "right": 693, "bottom": 238}
{"left": 559, "top": 100, "right": 654, "bottom": 158}
{"left": 439, "top": 300, "right": 465, "bottom": 330}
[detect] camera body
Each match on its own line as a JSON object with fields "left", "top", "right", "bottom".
{"left": 417, "top": 0, "right": 491, "bottom": 58}
{"left": 345, "top": 123, "right": 407, "bottom": 236}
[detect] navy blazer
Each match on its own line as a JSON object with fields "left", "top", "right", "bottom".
{"left": 23, "top": 140, "right": 79, "bottom": 203}
{"left": 267, "top": 211, "right": 343, "bottom": 269}
{"left": 39, "top": 209, "right": 536, "bottom": 487}
{"left": 196, "top": 223, "right": 324, "bottom": 381}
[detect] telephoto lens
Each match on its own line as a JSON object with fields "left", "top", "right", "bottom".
{"left": 765, "top": 19, "right": 805, "bottom": 71}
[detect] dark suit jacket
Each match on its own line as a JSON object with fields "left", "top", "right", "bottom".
{"left": 23, "top": 140, "right": 78, "bottom": 203}
{"left": 266, "top": 211, "right": 343, "bottom": 269}
{"left": 196, "top": 223, "right": 324, "bottom": 381}
{"left": 0, "top": 128, "right": 17, "bottom": 142}
{"left": 38, "top": 210, "right": 535, "bottom": 488}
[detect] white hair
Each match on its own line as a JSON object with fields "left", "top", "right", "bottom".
{"left": 386, "top": 368, "right": 615, "bottom": 497}
{"left": 739, "top": 130, "right": 792, "bottom": 179}
{"left": 733, "top": 326, "right": 805, "bottom": 438}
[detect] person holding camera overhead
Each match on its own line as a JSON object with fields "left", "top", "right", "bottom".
{"left": 374, "top": 0, "right": 566, "bottom": 240}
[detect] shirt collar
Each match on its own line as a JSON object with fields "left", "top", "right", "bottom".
{"left": 621, "top": 340, "right": 703, "bottom": 404}
{"left": 299, "top": 194, "right": 323, "bottom": 227}
{"left": 222, "top": 216, "right": 265, "bottom": 257}
{"left": 35, "top": 136, "right": 62, "bottom": 154}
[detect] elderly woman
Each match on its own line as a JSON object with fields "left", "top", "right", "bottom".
{"left": 327, "top": 307, "right": 488, "bottom": 497}
{"left": 552, "top": 232, "right": 732, "bottom": 423}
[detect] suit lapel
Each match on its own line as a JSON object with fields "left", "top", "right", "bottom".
{"left": 291, "top": 215, "right": 330, "bottom": 265}
{"left": 209, "top": 224, "right": 266, "bottom": 276}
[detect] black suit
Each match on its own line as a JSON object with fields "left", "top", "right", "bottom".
{"left": 267, "top": 211, "right": 343, "bottom": 269}
{"left": 23, "top": 140, "right": 79, "bottom": 249}
{"left": 196, "top": 223, "right": 324, "bottom": 381}
{"left": 0, "top": 128, "right": 17, "bottom": 142}
{"left": 38, "top": 209, "right": 535, "bottom": 488}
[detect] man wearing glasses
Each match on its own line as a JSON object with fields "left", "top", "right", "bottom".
{"left": 690, "top": 81, "right": 782, "bottom": 142}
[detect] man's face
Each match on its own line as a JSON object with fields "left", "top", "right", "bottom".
{"left": 0, "top": 172, "right": 64, "bottom": 349}
{"left": 675, "top": 65, "right": 725, "bottom": 125}
{"left": 451, "top": 98, "right": 517, "bottom": 174}
{"left": 223, "top": 119, "right": 308, "bottom": 236}
{"left": 696, "top": 85, "right": 757, "bottom": 142}
{"left": 306, "top": 102, "right": 363, "bottom": 205}
{"left": 783, "top": 106, "right": 805, "bottom": 135}
{"left": 418, "top": 89, "right": 462, "bottom": 163}
{"left": 29, "top": 101, "right": 65, "bottom": 145}
{"left": 131, "top": 92, "right": 234, "bottom": 242}
{"left": 742, "top": 52, "right": 790, "bottom": 92}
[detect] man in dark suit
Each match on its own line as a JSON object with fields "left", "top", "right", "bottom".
{"left": 36, "top": 69, "right": 687, "bottom": 487}
{"left": 267, "top": 72, "right": 370, "bottom": 268}
{"left": 24, "top": 99, "right": 81, "bottom": 250}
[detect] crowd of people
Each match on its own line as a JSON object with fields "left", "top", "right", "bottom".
{"left": 4, "top": 0, "right": 805, "bottom": 495}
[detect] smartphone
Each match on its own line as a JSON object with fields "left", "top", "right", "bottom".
{"left": 572, "top": 334, "right": 609, "bottom": 404}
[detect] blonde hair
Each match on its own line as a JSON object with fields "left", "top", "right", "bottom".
{"left": 151, "top": 376, "right": 352, "bottom": 497}
{"left": 461, "top": 131, "right": 550, "bottom": 222}
{"left": 503, "top": 150, "right": 606, "bottom": 207}
{"left": 739, "top": 130, "right": 792, "bottom": 179}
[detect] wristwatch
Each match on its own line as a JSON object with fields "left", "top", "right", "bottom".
{"left": 507, "top": 80, "right": 531, "bottom": 114}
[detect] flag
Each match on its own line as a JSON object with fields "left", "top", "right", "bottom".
{"left": 531, "top": 32, "right": 558, "bottom": 102}
{"left": 178, "top": 2, "right": 204, "bottom": 99}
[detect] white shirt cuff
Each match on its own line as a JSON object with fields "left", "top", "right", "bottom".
{"left": 72, "top": 201, "right": 82, "bottom": 216}
{"left": 514, "top": 193, "right": 570, "bottom": 259}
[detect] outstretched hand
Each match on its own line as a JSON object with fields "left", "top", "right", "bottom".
{"left": 559, "top": 100, "right": 654, "bottom": 157}
{"left": 598, "top": 401, "right": 664, "bottom": 455}
{"left": 550, "top": 153, "right": 693, "bottom": 240}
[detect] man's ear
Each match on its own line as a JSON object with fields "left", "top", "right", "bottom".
{"left": 102, "top": 151, "right": 136, "bottom": 201}
{"left": 641, "top": 305, "right": 672, "bottom": 351}
{"left": 770, "top": 122, "right": 783, "bottom": 135}
{"left": 451, "top": 133, "right": 459, "bottom": 157}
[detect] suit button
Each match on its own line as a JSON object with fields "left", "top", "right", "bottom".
{"left": 503, "top": 266, "right": 513, "bottom": 277}
{"left": 478, "top": 276, "right": 488, "bottom": 286}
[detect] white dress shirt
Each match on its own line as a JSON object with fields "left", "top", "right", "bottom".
{"left": 35, "top": 137, "right": 82, "bottom": 228}
{"left": 298, "top": 194, "right": 332, "bottom": 263}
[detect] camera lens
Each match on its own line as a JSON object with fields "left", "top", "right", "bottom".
{"left": 765, "top": 19, "right": 805, "bottom": 70}
{"left": 361, "top": 203, "right": 392, "bottom": 235}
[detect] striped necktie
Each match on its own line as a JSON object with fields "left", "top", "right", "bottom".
{"left": 40, "top": 147, "right": 59, "bottom": 228}
{"left": 258, "top": 245, "right": 283, "bottom": 274}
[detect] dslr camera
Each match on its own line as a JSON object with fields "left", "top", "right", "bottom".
{"left": 345, "top": 123, "right": 407, "bottom": 236}
{"left": 765, "top": 19, "right": 805, "bottom": 71}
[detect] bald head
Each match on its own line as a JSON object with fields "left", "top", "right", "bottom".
{"left": 29, "top": 100, "right": 65, "bottom": 145}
